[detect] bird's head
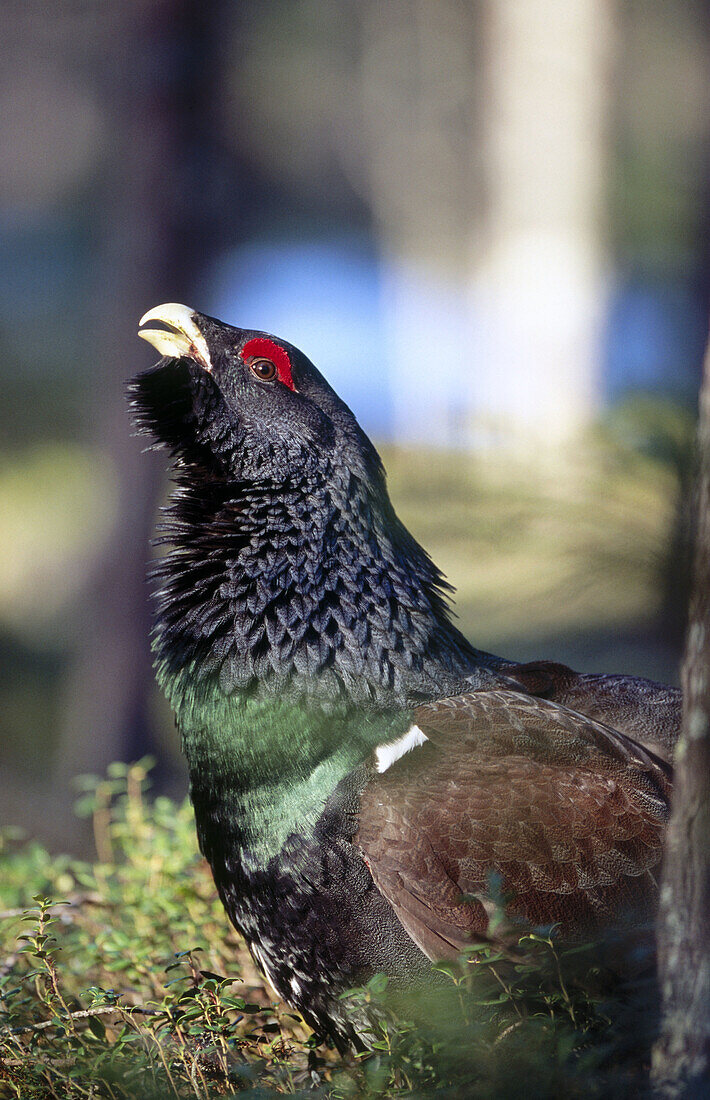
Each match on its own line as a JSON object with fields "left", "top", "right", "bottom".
{"left": 130, "top": 302, "right": 381, "bottom": 486}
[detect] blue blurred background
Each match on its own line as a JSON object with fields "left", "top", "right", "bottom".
{"left": 0, "top": 0, "right": 706, "bottom": 847}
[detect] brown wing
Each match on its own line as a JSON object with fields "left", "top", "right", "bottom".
{"left": 500, "top": 660, "right": 681, "bottom": 762}
{"left": 357, "top": 690, "right": 671, "bottom": 961}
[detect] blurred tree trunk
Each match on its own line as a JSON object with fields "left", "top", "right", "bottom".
{"left": 347, "top": 0, "right": 615, "bottom": 448}
{"left": 50, "top": 0, "right": 229, "bottom": 849}
{"left": 652, "top": 337, "right": 710, "bottom": 1097}
{"left": 473, "top": 0, "right": 613, "bottom": 447}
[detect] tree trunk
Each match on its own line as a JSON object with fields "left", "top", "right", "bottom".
{"left": 52, "top": 0, "right": 229, "bottom": 850}
{"left": 652, "top": 336, "right": 710, "bottom": 1097}
{"left": 473, "top": 0, "right": 613, "bottom": 447}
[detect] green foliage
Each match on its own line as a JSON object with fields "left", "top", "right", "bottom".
{"left": 338, "top": 932, "right": 657, "bottom": 1099}
{"left": 0, "top": 764, "right": 657, "bottom": 1098}
{"left": 0, "top": 762, "right": 317, "bottom": 1098}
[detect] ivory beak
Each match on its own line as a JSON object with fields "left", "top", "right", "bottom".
{"left": 138, "top": 303, "right": 213, "bottom": 372}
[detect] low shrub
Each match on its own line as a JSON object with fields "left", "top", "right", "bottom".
{"left": 0, "top": 763, "right": 657, "bottom": 1098}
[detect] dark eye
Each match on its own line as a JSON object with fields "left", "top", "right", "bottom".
{"left": 248, "top": 357, "right": 277, "bottom": 382}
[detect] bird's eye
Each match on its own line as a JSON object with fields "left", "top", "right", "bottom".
{"left": 248, "top": 357, "right": 278, "bottom": 382}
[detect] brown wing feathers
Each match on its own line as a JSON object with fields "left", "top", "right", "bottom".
{"left": 357, "top": 690, "right": 671, "bottom": 961}
{"left": 501, "top": 659, "right": 681, "bottom": 762}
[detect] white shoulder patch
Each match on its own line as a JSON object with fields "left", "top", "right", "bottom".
{"left": 375, "top": 724, "right": 428, "bottom": 773}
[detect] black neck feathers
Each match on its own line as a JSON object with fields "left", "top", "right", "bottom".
{"left": 152, "top": 457, "right": 497, "bottom": 711}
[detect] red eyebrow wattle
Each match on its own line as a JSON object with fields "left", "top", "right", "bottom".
{"left": 241, "top": 338, "right": 295, "bottom": 390}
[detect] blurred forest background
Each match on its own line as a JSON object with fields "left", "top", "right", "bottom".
{"left": 0, "top": 0, "right": 707, "bottom": 850}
